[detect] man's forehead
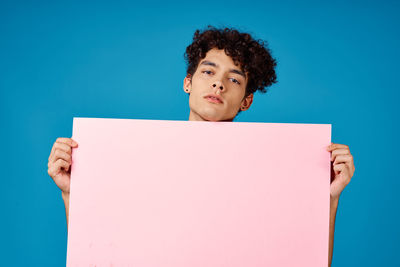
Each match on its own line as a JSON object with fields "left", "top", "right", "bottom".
{"left": 201, "top": 48, "right": 236, "bottom": 66}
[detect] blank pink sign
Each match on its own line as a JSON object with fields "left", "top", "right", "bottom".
{"left": 67, "top": 117, "right": 331, "bottom": 267}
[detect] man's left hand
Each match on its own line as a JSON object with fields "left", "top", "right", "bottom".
{"left": 326, "top": 143, "right": 355, "bottom": 200}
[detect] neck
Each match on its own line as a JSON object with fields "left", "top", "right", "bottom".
{"left": 188, "top": 110, "right": 234, "bottom": 122}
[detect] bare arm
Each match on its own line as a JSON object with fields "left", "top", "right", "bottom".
{"left": 47, "top": 137, "right": 78, "bottom": 230}
{"left": 62, "top": 192, "right": 70, "bottom": 228}
{"left": 329, "top": 197, "right": 339, "bottom": 267}
{"left": 326, "top": 143, "right": 355, "bottom": 267}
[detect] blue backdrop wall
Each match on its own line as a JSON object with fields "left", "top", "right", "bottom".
{"left": 1, "top": 0, "right": 399, "bottom": 266}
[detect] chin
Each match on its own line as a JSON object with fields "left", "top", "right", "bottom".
{"left": 201, "top": 111, "right": 234, "bottom": 122}
{"left": 190, "top": 108, "right": 218, "bottom": 121}
{"left": 190, "top": 105, "right": 234, "bottom": 122}
{"left": 201, "top": 113, "right": 220, "bottom": 122}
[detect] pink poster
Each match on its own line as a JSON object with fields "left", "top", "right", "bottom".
{"left": 67, "top": 117, "right": 331, "bottom": 267}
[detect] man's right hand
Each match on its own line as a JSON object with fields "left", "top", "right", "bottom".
{"left": 47, "top": 137, "right": 78, "bottom": 194}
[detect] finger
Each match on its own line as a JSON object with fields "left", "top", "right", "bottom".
{"left": 50, "top": 138, "right": 78, "bottom": 162}
{"left": 49, "top": 142, "right": 72, "bottom": 163}
{"left": 48, "top": 159, "right": 70, "bottom": 178}
{"left": 333, "top": 163, "right": 346, "bottom": 175}
{"left": 48, "top": 144, "right": 56, "bottom": 162}
{"left": 331, "top": 148, "right": 351, "bottom": 161}
{"left": 54, "top": 142, "right": 72, "bottom": 154}
{"left": 56, "top": 137, "right": 78, "bottom": 147}
{"left": 49, "top": 149, "right": 72, "bottom": 165}
{"left": 327, "top": 143, "right": 349, "bottom": 151}
{"left": 48, "top": 139, "right": 62, "bottom": 161}
{"left": 332, "top": 162, "right": 352, "bottom": 185}
{"left": 333, "top": 154, "right": 353, "bottom": 165}
{"left": 50, "top": 138, "right": 77, "bottom": 161}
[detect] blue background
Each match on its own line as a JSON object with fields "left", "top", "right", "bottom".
{"left": 1, "top": 0, "right": 399, "bottom": 266}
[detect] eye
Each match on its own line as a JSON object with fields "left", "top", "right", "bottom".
{"left": 202, "top": 70, "right": 213, "bottom": 75}
{"left": 230, "top": 78, "right": 240, "bottom": 85}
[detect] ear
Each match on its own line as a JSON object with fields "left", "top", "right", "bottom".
{"left": 240, "top": 93, "right": 254, "bottom": 111}
{"left": 183, "top": 74, "right": 192, "bottom": 94}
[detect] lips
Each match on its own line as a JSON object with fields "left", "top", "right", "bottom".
{"left": 204, "top": 94, "right": 223, "bottom": 104}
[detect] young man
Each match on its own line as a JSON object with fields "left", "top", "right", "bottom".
{"left": 47, "top": 26, "right": 355, "bottom": 266}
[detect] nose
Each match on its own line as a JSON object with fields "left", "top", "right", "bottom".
{"left": 212, "top": 82, "right": 224, "bottom": 92}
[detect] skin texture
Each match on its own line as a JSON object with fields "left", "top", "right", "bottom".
{"left": 184, "top": 48, "right": 254, "bottom": 122}
{"left": 47, "top": 48, "right": 355, "bottom": 267}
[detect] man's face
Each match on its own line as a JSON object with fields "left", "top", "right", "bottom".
{"left": 183, "top": 48, "right": 254, "bottom": 122}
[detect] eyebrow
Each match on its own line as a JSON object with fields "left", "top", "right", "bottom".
{"left": 199, "top": 60, "right": 246, "bottom": 79}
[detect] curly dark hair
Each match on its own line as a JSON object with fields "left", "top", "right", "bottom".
{"left": 184, "top": 25, "right": 277, "bottom": 99}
